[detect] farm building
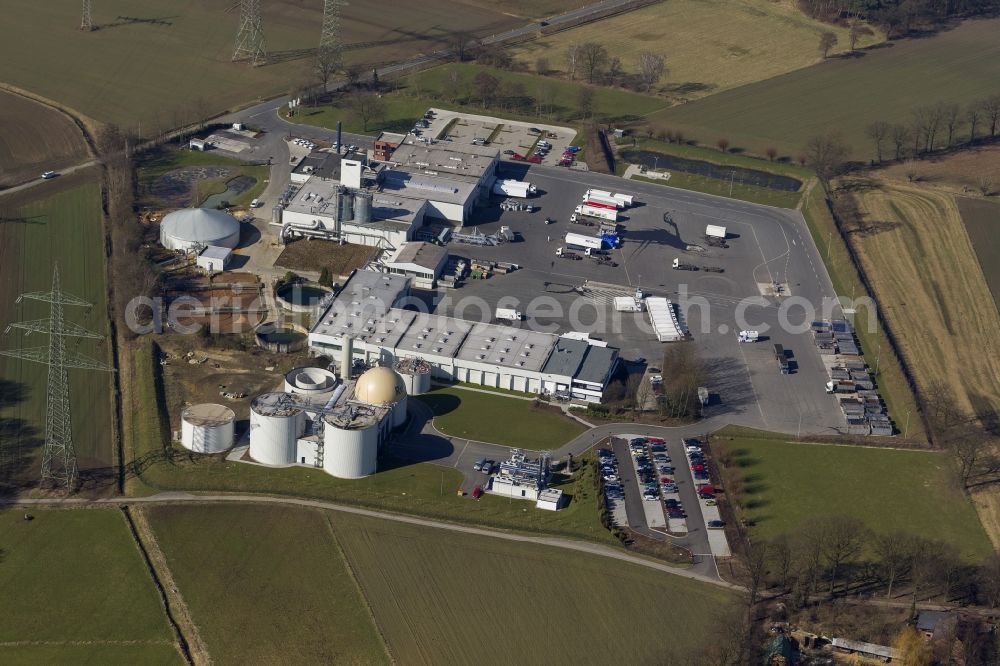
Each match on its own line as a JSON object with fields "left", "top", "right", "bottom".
{"left": 160, "top": 208, "right": 241, "bottom": 251}
{"left": 308, "top": 269, "right": 619, "bottom": 401}
{"left": 247, "top": 365, "right": 407, "bottom": 479}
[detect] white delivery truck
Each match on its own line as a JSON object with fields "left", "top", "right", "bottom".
{"left": 564, "top": 232, "right": 604, "bottom": 251}
{"left": 493, "top": 179, "right": 537, "bottom": 198}
{"left": 583, "top": 193, "right": 624, "bottom": 210}
{"left": 495, "top": 307, "right": 524, "bottom": 321}
{"left": 574, "top": 204, "right": 617, "bottom": 222}
{"left": 705, "top": 224, "right": 727, "bottom": 239}
{"left": 612, "top": 193, "right": 635, "bottom": 208}
{"left": 738, "top": 330, "right": 759, "bottom": 343}
{"left": 613, "top": 296, "right": 644, "bottom": 312}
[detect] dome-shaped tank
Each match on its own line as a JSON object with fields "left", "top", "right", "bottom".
{"left": 394, "top": 358, "right": 431, "bottom": 396}
{"left": 181, "top": 404, "right": 235, "bottom": 453}
{"left": 354, "top": 366, "right": 406, "bottom": 406}
{"left": 249, "top": 393, "right": 305, "bottom": 465}
{"left": 159, "top": 208, "right": 241, "bottom": 251}
{"left": 283, "top": 366, "right": 338, "bottom": 399}
{"left": 322, "top": 420, "right": 379, "bottom": 478}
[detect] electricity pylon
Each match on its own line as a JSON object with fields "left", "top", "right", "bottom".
{"left": 80, "top": 0, "right": 93, "bottom": 31}
{"left": 320, "top": 0, "right": 346, "bottom": 51}
{"left": 233, "top": 0, "right": 267, "bottom": 65}
{"left": 0, "top": 265, "right": 114, "bottom": 489}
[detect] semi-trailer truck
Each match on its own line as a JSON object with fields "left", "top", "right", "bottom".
{"left": 495, "top": 307, "right": 524, "bottom": 321}
{"left": 583, "top": 194, "right": 623, "bottom": 210}
{"left": 774, "top": 344, "right": 789, "bottom": 374}
{"left": 574, "top": 204, "right": 617, "bottom": 222}
{"left": 564, "top": 232, "right": 603, "bottom": 250}
{"left": 492, "top": 179, "right": 537, "bottom": 198}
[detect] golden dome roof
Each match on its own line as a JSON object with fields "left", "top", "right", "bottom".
{"left": 354, "top": 366, "right": 406, "bottom": 405}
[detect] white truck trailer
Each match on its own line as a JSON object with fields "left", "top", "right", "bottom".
{"left": 613, "top": 297, "right": 644, "bottom": 312}
{"left": 612, "top": 193, "right": 635, "bottom": 208}
{"left": 564, "top": 232, "right": 604, "bottom": 250}
{"left": 583, "top": 193, "right": 623, "bottom": 210}
{"left": 493, "top": 179, "right": 537, "bottom": 198}
{"left": 705, "top": 224, "right": 727, "bottom": 239}
{"left": 574, "top": 204, "right": 617, "bottom": 222}
{"left": 495, "top": 307, "right": 524, "bottom": 321}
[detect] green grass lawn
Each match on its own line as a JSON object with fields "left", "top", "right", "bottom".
{"left": 137, "top": 146, "right": 269, "bottom": 208}
{"left": 330, "top": 510, "right": 740, "bottom": 665}
{"left": 417, "top": 386, "right": 585, "bottom": 449}
{"left": 285, "top": 63, "right": 668, "bottom": 135}
{"left": 648, "top": 18, "right": 1000, "bottom": 161}
{"left": 0, "top": 174, "right": 114, "bottom": 488}
{"left": 145, "top": 504, "right": 390, "bottom": 665}
{"left": 631, "top": 172, "right": 803, "bottom": 208}
{"left": 716, "top": 433, "right": 993, "bottom": 560}
{"left": 0, "top": 508, "right": 180, "bottom": 663}
{"left": 126, "top": 342, "right": 614, "bottom": 544}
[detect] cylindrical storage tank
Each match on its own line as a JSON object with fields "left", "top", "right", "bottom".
{"left": 391, "top": 395, "right": 407, "bottom": 428}
{"left": 338, "top": 188, "right": 354, "bottom": 222}
{"left": 284, "top": 366, "right": 338, "bottom": 399}
{"left": 355, "top": 191, "right": 373, "bottom": 224}
{"left": 249, "top": 393, "right": 305, "bottom": 465}
{"left": 323, "top": 421, "right": 379, "bottom": 478}
{"left": 159, "top": 208, "right": 241, "bottom": 251}
{"left": 272, "top": 205, "right": 283, "bottom": 224}
{"left": 180, "top": 404, "right": 235, "bottom": 453}
{"left": 395, "top": 358, "right": 431, "bottom": 396}
{"left": 340, "top": 336, "right": 353, "bottom": 379}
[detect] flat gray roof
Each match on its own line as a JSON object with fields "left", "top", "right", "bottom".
{"left": 292, "top": 151, "right": 342, "bottom": 180}
{"left": 377, "top": 132, "right": 407, "bottom": 144}
{"left": 311, "top": 270, "right": 412, "bottom": 342}
{"left": 389, "top": 142, "right": 497, "bottom": 180}
{"left": 394, "top": 311, "right": 473, "bottom": 359}
{"left": 370, "top": 193, "right": 425, "bottom": 225}
{"left": 388, "top": 242, "right": 447, "bottom": 271}
{"left": 455, "top": 322, "right": 556, "bottom": 373}
{"left": 576, "top": 346, "right": 618, "bottom": 385}
{"left": 285, "top": 176, "right": 340, "bottom": 216}
{"left": 380, "top": 169, "right": 476, "bottom": 206}
{"left": 540, "top": 337, "right": 587, "bottom": 378}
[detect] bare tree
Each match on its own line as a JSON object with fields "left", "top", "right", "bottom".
{"left": 966, "top": 104, "right": 982, "bottom": 144}
{"left": 866, "top": 121, "right": 890, "bottom": 163}
{"left": 314, "top": 45, "right": 342, "bottom": 89}
{"left": 978, "top": 553, "right": 1000, "bottom": 608}
{"left": 769, "top": 535, "right": 793, "bottom": 590}
{"left": 978, "top": 174, "right": 995, "bottom": 197}
{"left": 637, "top": 51, "right": 666, "bottom": 92}
{"left": 565, "top": 43, "right": 580, "bottom": 80}
{"left": 577, "top": 86, "right": 595, "bottom": 120}
{"left": 345, "top": 64, "right": 362, "bottom": 88}
{"left": 804, "top": 133, "right": 850, "bottom": 181}
{"left": 449, "top": 31, "right": 474, "bottom": 62}
{"left": 578, "top": 42, "right": 609, "bottom": 84}
{"left": 848, "top": 19, "right": 862, "bottom": 51}
{"left": 746, "top": 539, "right": 769, "bottom": 606}
{"left": 605, "top": 56, "right": 624, "bottom": 87}
{"left": 535, "top": 57, "right": 550, "bottom": 75}
{"left": 818, "top": 31, "right": 838, "bottom": 58}
{"left": 891, "top": 123, "right": 911, "bottom": 160}
{"left": 716, "top": 137, "right": 730, "bottom": 153}
{"left": 346, "top": 91, "right": 386, "bottom": 132}
{"left": 981, "top": 94, "right": 1000, "bottom": 138}
{"left": 950, "top": 426, "right": 991, "bottom": 484}
{"left": 903, "top": 159, "right": 919, "bottom": 182}
{"left": 634, "top": 375, "right": 652, "bottom": 416}
{"left": 765, "top": 146, "right": 778, "bottom": 162}
{"left": 442, "top": 69, "right": 465, "bottom": 104}
{"left": 873, "top": 531, "right": 913, "bottom": 598}
{"left": 818, "top": 515, "right": 868, "bottom": 595}
{"left": 942, "top": 103, "right": 962, "bottom": 147}
{"left": 473, "top": 71, "right": 501, "bottom": 108}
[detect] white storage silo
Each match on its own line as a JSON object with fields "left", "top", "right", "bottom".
{"left": 355, "top": 191, "right": 373, "bottom": 224}
{"left": 395, "top": 358, "right": 431, "bottom": 396}
{"left": 249, "top": 393, "right": 305, "bottom": 465}
{"left": 322, "top": 419, "right": 379, "bottom": 478}
{"left": 180, "top": 404, "right": 235, "bottom": 453}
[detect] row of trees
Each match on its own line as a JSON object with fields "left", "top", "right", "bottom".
{"left": 865, "top": 94, "right": 1000, "bottom": 163}
{"left": 799, "top": 0, "right": 1000, "bottom": 38}
{"left": 562, "top": 43, "right": 667, "bottom": 91}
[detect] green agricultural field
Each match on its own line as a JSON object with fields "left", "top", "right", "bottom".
{"left": 0, "top": 174, "right": 114, "bottom": 490}
{"left": 0, "top": 0, "right": 577, "bottom": 130}
{"left": 716, "top": 434, "right": 993, "bottom": 560}
{"left": 418, "top": 386, "right": 585, "bottom": 449}
{"left": 286, "top": 63, "right": 667, "bottom": 135}
{"left": 126, "top": 342, "right": 614, "bottom": 544}
{"left": 514, "top": 0, "right": 882, "bottom": 101}
{"left": 145, "top": 504, "right": 390, "bottom": 665}
{"left": 957, "top": 197, "right": 1000, "bottom": 308}
{"left": 0, "top": 508, "right": 180, "bottom": 664}
{"left": 331, "top": 510, "right": 740, "bottom": 665}
{"left": 648, "top": 19, "right": 1000, "bottom": 161}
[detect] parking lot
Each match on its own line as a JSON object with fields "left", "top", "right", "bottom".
{"left": 432, "top": 164, "right": 846, "bottom": 434}
{"left": 422, "top": 108, "right": 576, "bottom": 167}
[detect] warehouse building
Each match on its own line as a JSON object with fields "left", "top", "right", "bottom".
{"left": 308, "top": 270, "right": 619, "bottom": 401}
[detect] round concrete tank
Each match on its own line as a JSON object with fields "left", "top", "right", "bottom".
{"left": 391, "top": 396, "right": 408, "bottom": 428}
{"left": 395, "top": 358, "right": 431, "bottom": 396}
{"left": 338, "top": 188, "right": 354, "bottom": 222}
{"left": 322, "top": 420, "right": 379, "bottom": 478}
{"left": 249, "top": 393, "right": 305, "bottom": 465}
{"left": 355, "top": 191, "right": 373, "bottom": 224}
{"left": 284, "top": 366, "right": 338, "bottom": 400}
{"left": 180, "top": 404, "right": 235, "bottom": 453}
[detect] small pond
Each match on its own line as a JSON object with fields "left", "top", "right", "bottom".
{"left": 620, "top": 149, "right": 802, "bottom": 192}
{"left": 201, "top": 175, "right": 257, "bottom": 209}
{"left": 276, "top": 284, "right": 330, "bottom": 307}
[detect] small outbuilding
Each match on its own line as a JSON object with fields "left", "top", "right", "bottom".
{"left": 197, "top": 246, "right": 233, "bottom": 272}
{"left": 384, "top": 242, "right": 448, "bottom": 288}
{"left": 189, "top": 138, "right": 209, "bottom": 151}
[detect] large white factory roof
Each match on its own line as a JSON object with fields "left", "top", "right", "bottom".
{"left": 380, "top": 169, "right": 477, "bottom": 206}
{"left": 285, "top": 177, "right": 341, "bottom": 216}
{"left": 395, "top": 311, "right": 474, "bottom": 359}
{"left": 456, "top": 322, "right": 555, "bottom": 373}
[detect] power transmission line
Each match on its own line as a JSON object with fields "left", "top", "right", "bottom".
{"left": 80, "top": 0, "right": 93, "bottom": 31}
{"left": 233, "top": 0, "right": 266, "bottom": 65}
{"left": 0, "top": 265, "right": 114, "bottom": 489}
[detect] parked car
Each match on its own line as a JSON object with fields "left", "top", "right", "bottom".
{"left": 704, "top": 499, "right": 717, "bottom": 506}
{"left": 481, "top": 460, "right": 495, "bottom": 474}
{"left": 694, "top": 471, "right": 710, "bottom": 481}
{"left": 527, "top": 155, "right": 543, "bottom": 163}
{"left": 662, "top": 484, "right": 678, "bottom": 493}
{"left": 511, "top": 153, "right": 525, "bottom": 161}
{"left": 472, "top": 485, "right": 483, "bottom": 499}
{"left": 503, "top": 149, "right": 515, "bottom": 155}
{"left": 707, "top": 520, "right": 726, "bottom": 529}
{"left": 473, "top": 459, "right": 487, "bottom": 471}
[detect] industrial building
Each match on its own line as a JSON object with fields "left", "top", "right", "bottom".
{"left": 196, "top": 246, "right": 232, "bottom": 272}
{"left": 247, "top": 364, "right": 412, "bottom": 479}
{"left": 487, "top": 449, "right": 563, "bottom": 510}
{"left": 383, "top": 242, "right": 448, "bottom": 288}
{"left": 308, "top": 269, "right": 619, "bottom": 401}
{"left": 159, "top": 208, "right": 241, "bottom": 251}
